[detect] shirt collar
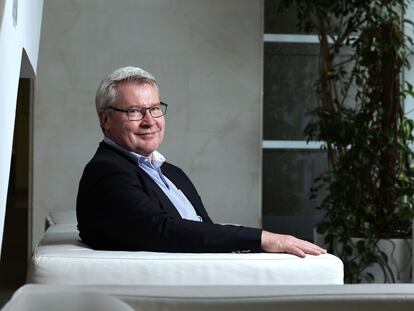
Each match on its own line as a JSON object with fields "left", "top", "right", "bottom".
{"left": 103, "top": 137, "right": 165, "bottom": 169}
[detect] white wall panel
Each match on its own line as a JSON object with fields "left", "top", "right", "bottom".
{"left": 0, "top": 0, "right": 43, "bottom": 254}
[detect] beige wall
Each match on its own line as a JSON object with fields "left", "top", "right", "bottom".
{"left": 33, "top": 0, "right": 263, "bottom": 248}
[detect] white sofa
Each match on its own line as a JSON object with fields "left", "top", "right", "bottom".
{"left": 27, "top": 211, "right": 344, "bottom": 286}
{"left": 5, "top": 283, "right": 414, "bottom": 311}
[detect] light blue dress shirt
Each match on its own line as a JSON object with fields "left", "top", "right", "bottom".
{"left": 103, "top": 137, "right": 202, "bottom": 222}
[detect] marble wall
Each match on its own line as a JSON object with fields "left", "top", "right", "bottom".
{"left": 33, "top": 0, "right": 263, "bottom": 248}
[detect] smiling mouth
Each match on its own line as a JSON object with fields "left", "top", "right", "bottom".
{"left": 137, "top": 132, "right": 157, "bottom": 138}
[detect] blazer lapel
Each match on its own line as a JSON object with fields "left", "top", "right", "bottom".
{"left": 101, "top": 141, "right": 208, "bottom": 221}
{"left": 161, "top": 165, "right": 212, "bottom": 222}
{"left": 136, "top": 167, "right": 183, "bottom": 219}
{"left": 100, "top": 142, "right": 182, "bottom": 218}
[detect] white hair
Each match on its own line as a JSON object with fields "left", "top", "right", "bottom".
{"left": 95, "top": 66, "right": 158, "bottom": 113}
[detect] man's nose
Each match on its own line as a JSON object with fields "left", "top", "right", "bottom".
{"left": 140, "top": 110, "right": 155, "bottom": 125}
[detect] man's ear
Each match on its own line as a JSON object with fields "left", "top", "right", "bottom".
{"left": 99, "top": 110, "right": 110, "bottom": 132}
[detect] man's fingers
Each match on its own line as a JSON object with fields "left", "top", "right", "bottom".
{"left": 299, "top": 241, "right": 326, "bottom": 255}
{"left": 289, "top": 246, "right": 306, "bottom": 258}
{"left": 302, "top": 247, "right": 323, "bottom": 256}
{"left": 261, "top": 231, "right": 327, "bottom": 256}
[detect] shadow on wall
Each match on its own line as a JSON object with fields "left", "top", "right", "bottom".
{"left": 0, "top": 1, "right": 5, "bottom": 26}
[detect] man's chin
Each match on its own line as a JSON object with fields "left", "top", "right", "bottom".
{"left": 134, "top": 143, "right": 160, "bottom": 157}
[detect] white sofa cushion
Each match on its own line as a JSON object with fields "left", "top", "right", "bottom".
{"left": 5, "top": 284, "right": 414, "bottom": 311}
{"left": 27, "top": 223, "right": 343, "bottom": 285}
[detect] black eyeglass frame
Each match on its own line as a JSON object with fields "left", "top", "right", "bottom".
{"left": 107, "top": 102, "right": 168, "bottom": 121}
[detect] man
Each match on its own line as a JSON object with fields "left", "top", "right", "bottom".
{"left": 76, "top": 66, "right": 326, "bottom": 257}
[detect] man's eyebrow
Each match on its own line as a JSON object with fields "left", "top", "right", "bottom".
{"left": 124, "top": 103, "right": 161, "bottom": 109}
{"left": 115, "top": 106, "right": 139, "bottom": 110}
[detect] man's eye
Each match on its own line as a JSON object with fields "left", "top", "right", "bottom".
{"left": 129, "top": 109, "right": 140, "bottom": 114}
{"left": 150, "top": 106, "right": 161, "bottom": 112}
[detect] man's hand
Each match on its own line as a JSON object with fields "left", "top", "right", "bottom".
{"left": 261, "top": 230, "right": 327, "bottom": 258}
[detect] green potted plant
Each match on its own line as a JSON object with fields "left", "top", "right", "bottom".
{"left": 279, "top": 0, "right": 414, "bottom": 282}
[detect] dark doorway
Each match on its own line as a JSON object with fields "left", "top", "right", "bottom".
{"left": 0, "top": 78, "right": 31, "bottom": 290}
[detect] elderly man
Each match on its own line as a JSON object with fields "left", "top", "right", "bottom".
{"left": 76, "top": 66, "right": 326, "bottom": 257}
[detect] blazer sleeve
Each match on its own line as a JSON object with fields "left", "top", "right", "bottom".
{"left": 76, "top": 153, "right": 262, "bottom": 253}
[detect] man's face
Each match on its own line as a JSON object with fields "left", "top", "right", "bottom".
{"left": 100, "top": 82, "right": 165, "bottom": 157}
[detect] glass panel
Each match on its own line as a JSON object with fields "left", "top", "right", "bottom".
{"left": 262, "top": 149, "right": 328, "bottom": 241}
{"left": 263, "top": 43, "right": 319, "bottom": 140}
{"left": 264, "top": 0, "right": 317, "bottom": 35}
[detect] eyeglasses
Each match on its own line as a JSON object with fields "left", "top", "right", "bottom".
{"left": 107, "top": 102, "right": 168, "bottom": 121}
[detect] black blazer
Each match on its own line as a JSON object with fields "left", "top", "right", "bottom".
{"left": 76, "top": 142, "right": 262, "bottom": 252}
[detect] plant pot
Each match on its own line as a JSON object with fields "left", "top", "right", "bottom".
{"left": 313, "top": 229, "right": 414, "bottom": 283}
{"left": 349, "top": 237, "right": 412, "bottom": 283}
{"left": 315, "top": 229, "right": 412, "bottom": 283}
